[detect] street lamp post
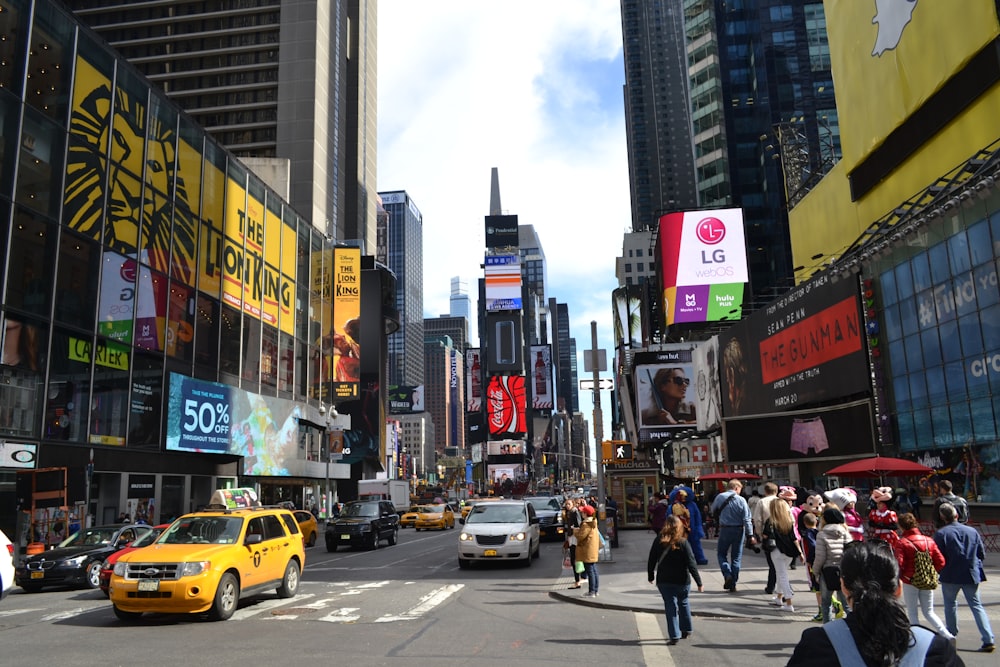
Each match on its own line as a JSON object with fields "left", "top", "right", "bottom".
{"left": 320, "top": 403, "right": 341, "bottom": 519}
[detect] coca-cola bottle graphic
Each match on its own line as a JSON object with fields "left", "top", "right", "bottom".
{"left": 470, "top": 353, "right": 481, "bottom": 398}
{"left": 534, "top": 351, "right": 546, "bottom": 395}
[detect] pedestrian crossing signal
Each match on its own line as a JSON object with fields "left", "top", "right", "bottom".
{"left": 601, "top": 440, "right": 633, "bottom": 463}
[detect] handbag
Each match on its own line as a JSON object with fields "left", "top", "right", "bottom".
{"left": 574, "top": 560, "right": 585, "bottom": 574}
{"left": 822, "top": 565, "right": 841, "bottom": 591}
{"left": 761, "top": 520, "right": 777, "bottom": 552}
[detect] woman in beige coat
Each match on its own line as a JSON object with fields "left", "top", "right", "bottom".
{"left": 575, "top": 504, "right": 601, "bottom": 597}
{"left": 812, "top": 506, "right": 852, "bottom": 623}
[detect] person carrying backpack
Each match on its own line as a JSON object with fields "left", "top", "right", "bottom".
{"left": 933, "top": 479, "right": 969, "bottom": 528}
{"left": 892, "top": 512, "right": 953, "bottom": 641}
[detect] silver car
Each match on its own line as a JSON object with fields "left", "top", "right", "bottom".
{"left": 457, "top": 500, "right": 540, "bottom": 568}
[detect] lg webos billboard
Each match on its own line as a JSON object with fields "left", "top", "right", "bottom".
{"left": 657, "top": 208, "right": 749, "bottom": 325}
{"left": 719, "top": 274, "right": 868, "bottom": 417}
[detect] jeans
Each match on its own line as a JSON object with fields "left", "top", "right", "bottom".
{"left": 716, "top": 526, "right": 746, "bottom": 585}
{"left": 902, "top": 582, "right": 950, "bottom": 637}
{"left": 941, "top": 582, "right": 994, "bottom": 645}
{"left": 819, "top": 578, "right": 841, "bottom": 623}
{"left": 764, "top": 548, "right": 776, "bottom": 592}
{"left": 656, "top": 582, "right": 691, "bottom": 640}
{"left": 583, "top": 562, "right": 599, "bottom": 593}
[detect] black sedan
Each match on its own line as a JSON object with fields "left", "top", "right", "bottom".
{"left": 524, "top": 496, "right": 566, "bottom": 541}
{"left": 16, "top": 524, "right": 153, "bottom": 592}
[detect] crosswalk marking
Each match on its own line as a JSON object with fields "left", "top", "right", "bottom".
{"left": 0, "top": 608, "right": 44, "bottom": 617}
{"left": 375, "top": 584, "right": 463, "bottom": 622}
{"left": 319, "top": 607, "right": 360, "bottom": 623}
{"left": 231, "top": 593, "right": 315, "bottom": 620}
{"left": 40, "top": 608, "right": 88, "bottom": 622}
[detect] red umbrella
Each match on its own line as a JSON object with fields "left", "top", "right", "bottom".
{"left": 697, "top": 471, "right": 761, "bottom": 482}
{"left": 824, "top": 456, "right": 933, "bottom": 480}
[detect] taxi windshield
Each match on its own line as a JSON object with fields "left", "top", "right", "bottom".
{"left": 160, "top": 517, "right": 244, "bottom": 544}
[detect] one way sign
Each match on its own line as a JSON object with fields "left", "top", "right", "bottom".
{"left": 602, "top": 440, "right": 633, "bottom": 463}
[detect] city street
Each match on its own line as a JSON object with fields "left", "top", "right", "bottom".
{"left": 6, "top": 526, "right": 994, "bottom": 665}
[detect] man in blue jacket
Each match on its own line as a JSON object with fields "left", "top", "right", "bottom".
{"left": 933, "top": 502, "right": 994, "bottom": 653}
{"left": 709, "top": 479, "right": 756, "bottom": 592}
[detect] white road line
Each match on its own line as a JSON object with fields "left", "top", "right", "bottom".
{"left": 635, "top": 611, "right": 676, "bottom": 667}
{"left": 374, "top": 584, "right": 464, "bottom": 622}
{"left": 318, "top": 607, "right": 360, "bottom": 623}
{"left": 40, "top": 608, "right": 88, "bottom": 622}
{"left": 230, "top": 593, "right": 315, "bottom": 620}
{"left": 0, "top": 608, "right": 44, "bottom": 617}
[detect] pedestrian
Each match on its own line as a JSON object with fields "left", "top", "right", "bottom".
{"left": 908, "top": 487, "right": 923, "bottom": 520}
{"left": 647, "top": 515, "right": 704, "bottom": 645}
{"left": 563, "top": 497, "right": 583, "bottom": 589}
{"left": 671, "top": 485, "right": 708, "bottom": 565}
{"left": 812, "top": 507, "right": 851, "bottom": 623}
{"left": 868, "top": 486, "right": 899, "bottom": 545}
{"left": 752, "top": 482, "right": 779, "bottom": 595}
{"left": 764, "top": 491, "right": 803, "bottom": 612}
{"left": 648, "top": 492, "right": 670, "bottom": 534}
{"left": 932, "top": 480, "right": 970, "bottom": 528}
{"left": 787, "top": 540, "right": 963, "bottom": 666}
{"left": 800, "top": 511, "right": 823, "bottom": 622}
{"left": 933, "top": 502, "right": 995, "bottom": 653}
{"left": 709, "top": 479, "right": 755, "bottom": 593}
{"left": 575, "top": 503, "right": 601, "bottom": 597}
{"left": 671, "top": 489, "right": 691, "bottom": 536}
{"left": 892, "top": 512, "right": 953, "bottom": 641}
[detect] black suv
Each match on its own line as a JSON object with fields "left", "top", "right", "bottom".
{"left": 524, "top": 496, "right": 566, "bottom": 541}
{"left": 326, "top": 500, "right": 399, "bottom": 551}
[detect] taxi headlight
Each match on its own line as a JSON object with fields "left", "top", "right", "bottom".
{"left": 180, "top": 561, "right": 209, "bottom": 576}
{"left": 459, "top": 532, "right": 474, "bottom": 542}
{"left": 509, "top": 532, "right": 527, "bottom": 542}
{"left": 113, "top": 562, "right": 127, "bottom": 576}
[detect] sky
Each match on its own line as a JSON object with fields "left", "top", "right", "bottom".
{"left": 377, "top": 1, "right": 630, "bottom": 453}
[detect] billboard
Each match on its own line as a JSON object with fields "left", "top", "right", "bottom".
{"left": 529, "top": 344, "right": 553, "bottom": 409}
{"left": 485, "top": 214, "right": 519, "bottom": 249}
{"left": 719, "top": 274, "right": 868, "bottom": 418}
{"left": 466, "top": 347, "right": 482, "bottom": 412}
{"left": 485, "top": 312, "right": 523, "bottom": 373}
{"left": 613, "top": 285, "right": 648, "bottom": 349}
{"left": 329, "top": 246, "right": 361, "bottom": 399}
{"left": 633, "top": 347, "right": 697, "bottom": 444}
{"left": 388, "top": 385, "right": 424, "bottom": 414}
{"left": 692, "top": 337, "right": 722, "bottom": 432}
{"left": 486, "top": 439, "right": 524, "bottom": 456}
{"left": 724, "top": 400, "right": 876, "bottom": 464}
{"left": 486, "top": 375, "right": 526, "bottom": 435}
{"left": 657, "top": 209, "right": 748, "bottom": 325}
{"left": 484, "top": 254, "right": 522, "bottom": 311}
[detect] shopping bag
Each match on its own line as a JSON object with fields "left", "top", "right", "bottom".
{"left": 574, "top": 560, "right": 585, "bottom": 574}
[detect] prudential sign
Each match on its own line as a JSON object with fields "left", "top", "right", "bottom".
{"left": 657, "top": 208, "right": 749, "bottom": 325}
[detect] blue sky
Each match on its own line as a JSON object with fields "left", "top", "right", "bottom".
{"left": 377, "top": 1, "right": 629, "bottom": 449}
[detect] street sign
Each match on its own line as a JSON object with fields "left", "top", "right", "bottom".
{"left": 601, "top": 440, "right": 633, "bottom": 463}
{"left": 579, "top": 378, "right": 614, "bottom": 391}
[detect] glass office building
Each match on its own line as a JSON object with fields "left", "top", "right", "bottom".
{"left": 0, "top": 0, "right": 348, "bottom": 534}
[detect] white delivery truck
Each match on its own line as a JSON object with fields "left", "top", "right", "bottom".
{"left": 358, "top": 479, "right": 410, "bottom": 513}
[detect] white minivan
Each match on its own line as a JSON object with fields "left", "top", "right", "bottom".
{"left": 457, "top": 500, "right": 539, "bottom": 568}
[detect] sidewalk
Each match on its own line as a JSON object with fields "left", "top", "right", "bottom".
{"left": 549, "top": 529, "right": 1000, "bottom": 623}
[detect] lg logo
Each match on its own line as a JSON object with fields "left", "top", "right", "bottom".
{"left": 696, "top": 217, "right": 726, "bottom": 245}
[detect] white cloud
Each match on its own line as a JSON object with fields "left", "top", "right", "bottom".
{"left": 378, "top": 1, "right": 628, "bottom": 444}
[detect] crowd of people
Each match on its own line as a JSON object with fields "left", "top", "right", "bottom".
{"left": 640, "top": 479, "right": 993, "bottom": 662}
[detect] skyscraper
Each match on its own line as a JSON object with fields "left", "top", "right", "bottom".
{"left": 65, "top": 0, "right": 379, "bottom": 248}
{"left": 448, "top": 277, "right": 473, "bottom": 343}
{"left": 379, "top": 190, "right": 424, "bottom": 387}
{"left": 518, "top": 224, "right": 548, "bottom": 345}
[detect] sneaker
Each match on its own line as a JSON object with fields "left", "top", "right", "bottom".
{"left": 770, "top": 596, "right": 783, "bottom": 607}
{"left": 681, "top": 631, "right": 690, "bottom": 639}
{"left": 782, "top": 603, "right": 795, "bottom": 612}
{"left": 723, "top": 577, "right": 733, "bottom": 590}
{"left": 832, "top": 599, "right": 845, "bottom": 619}
{"left": 979, "top": 643, "right": 995, "bottom": 653}
{"left": 668, "top": 638, "right": 679, "bottom": 645}
{"left": 811, "top": 613, "right": 823, "bottom": 623}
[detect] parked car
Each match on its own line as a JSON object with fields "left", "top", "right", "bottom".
{"left": 524, "top": 496, "right": 566, "bottom": 541}
{"left": 457, "top": 500, "right": 539, "bottom": 569}
{"left": 293, "top": 510, "right": 318, "bottom": 547}
{"left": 325, "top": 500, "right": 399, "bottom": 551}
{"left": 414, "top": 504, "right": 455, "bottom": 531}
{"left": 1, "top": 529, "right": 15, "bottom": 600}
{"left": 16, "top": 524, "right": 153, "bottom": 592}
{"left": 99, "top": 524, "right": 169, "bottom": 597}
{"left": 109, "top": 505, "right": 305, "bottom": 622}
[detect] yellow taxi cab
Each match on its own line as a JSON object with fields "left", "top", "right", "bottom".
{"left": 108, "top": 489, "right": 306, "bottom": 622}
{"left": 460, "top": 497, "right": 503, "bottom": 520}
{"left": 399, "top": 506, "right": 424, "bottom": 528}
{"left": 293, "top": 510, "right": 318, "bottom": 547}
{"left": 414, "top": 504, "right": 455, "bottom": 531}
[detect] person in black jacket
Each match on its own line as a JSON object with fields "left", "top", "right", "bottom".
{"left": 648, "top": 515, "right": 704, "bottom": 645}
{"left": 787, "top": 540, "right": 964, "bottom": 667}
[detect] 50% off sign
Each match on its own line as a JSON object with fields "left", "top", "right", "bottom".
{"left": 181, "top": 397, "right": 232, "bottom": 451}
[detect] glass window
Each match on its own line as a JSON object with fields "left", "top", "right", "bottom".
{"left": 891, "top": 374, "right": 910, "bottom": 411}
{"left": 938, "top": 319, "right": 962, "bottom": 363}
{"left": 176, "top": 116, "right": 203, "bottom": 218}
{"left": 928, "top": 242, "right": 950, "bottom": 286}
{"left": 894, "top": 262, "right": 914, "bottom": 300}
{"left": 883, "top": 303, "right": 901, "bottom": 341}
{"left": 0, "top": 91, "right": 20, "bottom": 196}
{"left": 967, "top": 220, "right": 993, "bottom": 266}
{"left": 887, "top": 338, "right": 907, "bottom": 375}
{"left": 219, "top": 304, "right": 241, "bottom": 377}
{"left": 0, "top": 0, "right": 30, "bottom": 95}
{"left": 129, "top": 351, "right": 162, "bottom": 448}
{"left": 166, "top": 281, "right": 195, "bottom": 361}
{"left": 6, "top": 208, "right": 56, "bottom": 316}
{"left": 943, "top": 360, "right": 967, "bottom": 400}
{"left": 25, "top": 1, "right": 75, "bottom": 123}
{"left": 261, "top": 324, "right": 278, "bottom": 390}
{"left": 879, "top": 269, "right": 898, "bottom": 307}
{"left": 135, "top": 268, "right": 167, "bottom": 352}
{"left": 97, "top": 251, "right": 135, "bottom": 344}
{"left": 973, "top": 260, "right": 999, "bottom": 309}
{"left": 991, "top": 209, "right": 1000, "bottom": 253}
{"left": 946, "top": 230, "right": 971, "bottom": 275}
{"left": 970, "top": 398, "right": 996, "bottom": 441}
{"left": 930, "top": 405, "right": 952, "bottom": 447}
{"left": 296, "top": 338, "right": 309, "bottom": 398}
{"left": 0, "top": 316, "right": 43, "bottom": 438}
{"left": 89, "top": 337, "right": 130, "bottom": 446}
{"left": 242, "top": 313, "right": 261, "bottom": 386}
{"left": 907, "top": 368, "right": 928, "bottom": 409}
{"left": 895, "top": 411, "right": 914, "bottom": 451}
{"left": 908, "top": 254, "right": 929, "bottom": 294}
{"left": 979, "top": 303, "right": 1000, "bottom": 352}
{"left": 145, "top": 95, "right": 177, "bottom": 199}
{"left": 45, "top": 326, "right": 90, "bottom": 443}
{"left": 278, "top": 331, "right": 294, "bottom": 395}
{"left": 920, "top": 329, "right": 942, "bottom": 368}
{"left": 54, "top": 229, "right": 99, "bottom": 330}
{"left": 194, "top": 293, "right": 218, "bottom": 380}
{"left": 957, "top": 312, "right": 984, "bottom": 360}
{"left": 898, "top": 296, "right": 919, "bottom": 336}
{"left": 16, "top": 106, "right": 64, "bottom": 217}
{"left": 170, "top": 204, "right": 197, "bottom": 287}
{"left": 1, "top": 311, "right": 46, "bottom": 374}
{"left": 911, "top": 408, "right": 932, "bottom": 448}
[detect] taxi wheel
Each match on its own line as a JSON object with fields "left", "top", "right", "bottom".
{"left": 276, "top": 561, "right": 300, "bottom": 598}
{"left": 113, "top": 605, "right": 143, "bottom": 622}
{"left": 85, "top": 561, "right": 102, "bottom": 589}
{"left": 306, "top": 532, "right": 316, "bottom": 547}
{"left": 208, "top": 573, "right": 240, "bottom": 621}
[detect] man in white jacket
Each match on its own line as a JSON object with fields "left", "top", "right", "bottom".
{"left": 752, "top": 482, "right": 779, "bottom": 595}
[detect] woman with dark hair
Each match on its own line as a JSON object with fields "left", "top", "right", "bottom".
{"left": 813, "top": 506, "right": 851, "bottom": 623}
{"left": 787, "top": 540, "right": 963, "bottom": 666}
{"left": 647, "top": 515, "right": 703, "bottom": 645}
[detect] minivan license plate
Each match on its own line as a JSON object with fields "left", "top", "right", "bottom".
{"left": 483, "top": 549, "right": 497, "bottom": 557}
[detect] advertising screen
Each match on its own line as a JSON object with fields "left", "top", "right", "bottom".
{"left": 388, "top": 385, "right": 424, "bottom": 414}
{"left": 485, "top": 214, "right": 519, "bottom": 249}
{"left": 466, "top": 347, "right": 482, "bottom": 412}
{"left": 529, "top": 344, "right": 553, "bottom": 409}
{"left": 657, "top": 209, "right": 748, "bottom": 325}
{"left": 613, "top": 285, "right": 648, "bottom": 348}
{"left": 719, "top": 274, "right": 868, "bottom": 418}
{"left": 633, "top": 347, "right": 697, "bottom": 444}
{"left": 692, "top": 337, "right": 722, "bottom": 432}
{"left": 484, "top": 254, "right": 522, "bottom": 311}
{"left": 486, "top": 375, "right": 527, "bottom": 435}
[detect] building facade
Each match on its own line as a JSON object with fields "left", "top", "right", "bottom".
{"left": 379, "top": 190, "right": 424, "bottom": 387}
